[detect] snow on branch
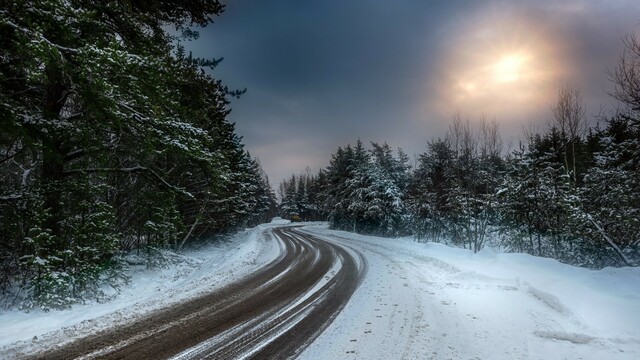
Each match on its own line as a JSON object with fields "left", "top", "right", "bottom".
{"left": 63, "top": 166, "right": 194, "bottom": 199}
{"left": 0, "top": 145, "right": 25, "bottom": 164}
{"left": 177, "top": 216, "right": 201, "bottom": 252}
{"left": 0, "top": 194, "right": 23, "bottom": 201}
{"left": 1, "top": 18, "right": 80, "bottom": 55}
{"left": 586, "top": 214, "right": 633, "bottom": 266}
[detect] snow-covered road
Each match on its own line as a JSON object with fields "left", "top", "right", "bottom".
{"left": 299, "top": 224, "right": 640, "bottom": 360}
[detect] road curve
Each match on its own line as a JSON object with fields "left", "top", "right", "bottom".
{"left": 28, "top": 226, "right": 366, "bottom": 360}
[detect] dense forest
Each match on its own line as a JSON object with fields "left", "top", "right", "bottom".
{"left": 0, "top": 1, "right": 277, "bottom": 309}
{"left": 2, "top": 1, "right": 638, "bottom": 312}
{"left": 279, "top": 38, "right": 640, "bottom": 270}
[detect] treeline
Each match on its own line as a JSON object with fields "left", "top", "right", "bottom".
{"left": 0, "top": 1, "right": 276, "bottom": 309}
{"left": 280, "top": 38, "right": 640, "bottom": 269}
{"left": 281, "top": 115, "right": 638, "bottom": 269}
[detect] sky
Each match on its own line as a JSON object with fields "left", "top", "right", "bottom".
{"left": 186, "top": 0, "right": 640, "bottom": 186}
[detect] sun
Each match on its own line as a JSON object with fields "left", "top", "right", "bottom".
{"left": 493, "top": 53, "right": 528, "bottom": 83}
{"left": 454, "top": 49, "right": 536, "bottom": 99}
{"left": 430, "top": 11, "right": 569, "bottom": 125}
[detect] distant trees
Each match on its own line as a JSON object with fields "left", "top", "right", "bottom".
{"left": 397, "top": 116, "right": 505, "bottom": 253}
{"left": 280, "top": 106, "right": 638, "bottom": 268}
{"left": 500, "top": 129, "right": 579, "bottom": 262}
{"left": 275, "top": 30, "right": 640, "bottom": 270}
{"left": 0, "top": 1, "right": 276, "bottom": 309}
{"left": 320, "top": 141, "right": 410, "bottom": 236}
{"left": 406, "top": 138, "right": 455, "bottom": 242}
{"left": 278, "top": 169, "right": 326, "bottom": 222}
{"left": 550, "top": 85, "right": 586, "bottom": 184}
{"left": 278, "top": 141, "right": 410, "bottom": 236}
{"left": 279, "top": 74, "right": 639, "bottom": 268}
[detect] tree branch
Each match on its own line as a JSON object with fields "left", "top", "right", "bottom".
{"left": 0, "top": 194, "right": 23, "bottom": 201}
{"left": 0, "top": 144, "right": 25, "bottom": 164}
{"left": 586, "top": 214, "right": 633, "bottom": 266}
{"left": 1, "top": 19, "right": 80, "bottom": 55}
{"left": 63, "top": 166, "right": 194, "bottom": 199}
{"left": 177, "top": 216, "right": 200, "bottom": 252}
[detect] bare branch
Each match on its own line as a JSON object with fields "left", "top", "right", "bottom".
{"left": 551, "top": 84, "right": 586, "bottom": 140}
{"left": 610, "top": 34, "right": 640, "bottom": 121}
{"left": 586, "top": 214, "right": 633, "bottom": 266}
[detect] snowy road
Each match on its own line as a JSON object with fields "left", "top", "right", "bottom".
{"left": 25, "top": 227, "right": 365, "bottom": 359}
{"left": 4, "top": 223, "right": 639, "bottom": 359}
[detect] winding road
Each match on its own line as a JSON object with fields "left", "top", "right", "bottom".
{"left": 30, "top": 226, "right": 366, "bottom": 360}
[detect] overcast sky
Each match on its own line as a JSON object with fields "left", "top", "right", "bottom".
{"left": 186, "top": 0, "right": 640, "bottom": 186}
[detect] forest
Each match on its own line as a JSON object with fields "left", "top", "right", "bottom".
{"left": 1, "top": 1, "right": 639, "bottom": 312}
{"left": 0, "top": 1, "right": 277, "bottom": 309}
{"left": 279, "top": 39, "right": 640, "bottom": 270}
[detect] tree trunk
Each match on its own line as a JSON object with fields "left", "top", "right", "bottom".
{"left": 563, "top": 142, "right": 570, "bottom": 181}
{"left": 42, "top": 140, "right": 64, "bottom": 238}
{"left": 571, "top": 140, "right": 577, "bottom": 184}
{"left": 41, "top": 65, "right": 69, "bottom": 255}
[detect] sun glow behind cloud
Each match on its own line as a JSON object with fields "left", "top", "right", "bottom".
{"left": 432, "top": 11, "right": 570, "bottom": 125}
{"left": 493, "top": 53, "right": 528, "bottom": 83}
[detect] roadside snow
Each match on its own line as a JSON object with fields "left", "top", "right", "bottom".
{"left": 3, "top": 220, "right": 637, "bottom": 360}
{"left": 299, "top": 224, "right": 640, "bottom": 360}
{"left": 0, "top": 220, "right": 286, "bottom": 356}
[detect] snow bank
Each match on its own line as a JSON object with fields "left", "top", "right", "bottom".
{"left": 0, "top": 222, "right": 281, "bottom": 354}
{"left": 418, "top": 242, "right": 640, "bottom": 339}
{"left": 269, "top": 216, "right": 292, "bottom": 225}
{"left": 300, "top": 224, "right": 640, "bottom": 360}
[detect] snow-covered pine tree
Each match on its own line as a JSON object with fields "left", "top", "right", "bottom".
{"left": 406, "top": 139, "right": 456, "bottom": 242}
{"left": 0, "top": 0, "right": 274, "bottom": 309}
{"left": 573, "top": 118, "right": 640, "bottom": 267}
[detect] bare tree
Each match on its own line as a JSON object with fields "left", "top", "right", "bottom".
{"left": 479, "top": 116, "right": 503, "bottom": 160}
{"left": 522, "top": 123, "right": 539, "bottom": 148}
{"left": 611, "top": 34, "right": 640, "bottom": 120}
{"left": 551, "top": 84, "right": 586, "bottom": 183}
{"left": 448, "top": 112, "right": 476, "bottom": 161}
{"left": 449, "top": 111, "right": 464, "bottom": 157}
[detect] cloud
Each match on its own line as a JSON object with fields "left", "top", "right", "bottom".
{"left": 185, "top": 0, "right": 640, "bottom": 185}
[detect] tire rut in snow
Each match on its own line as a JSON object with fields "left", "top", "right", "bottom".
{"left": 26, "top": 226, "right": 364, "bottom": 360}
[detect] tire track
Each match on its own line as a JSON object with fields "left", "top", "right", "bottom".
{"left": 26, "top": 226, "right": 364, "bottom": 360}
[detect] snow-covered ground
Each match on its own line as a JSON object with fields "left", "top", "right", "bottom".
{"left": 0, "top": 219, "right": 288, "bottom": 355}
{"left": 299, "top": 224, "right": 640, "bottom": 360}
{"left": 2, "top": 220, "right": 638, "bottom": 359}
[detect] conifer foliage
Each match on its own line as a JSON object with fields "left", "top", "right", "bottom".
{"left": 279, "top": 45, "right": 640, "bottom": 267}
{"left": 0, "top": 1, "right": 276, "bottom": 309}
{"left": 278, "top": 33, "right": 640, "bottom": 270}
{"left": 280, "top": 115, "right": 639, "bottom": 269}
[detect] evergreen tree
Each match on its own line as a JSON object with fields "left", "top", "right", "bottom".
{"left": 0, "top": 0, "right": 276, "bottom": 309}
{"left": 406, "top": 139, "right": 455, "bottom": 242}
{"left": 574, "top": 118, "right": 640, "bottom": 267}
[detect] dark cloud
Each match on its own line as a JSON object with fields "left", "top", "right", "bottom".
{"left": 184, "top": 0, "right": 640, "bottom": 185}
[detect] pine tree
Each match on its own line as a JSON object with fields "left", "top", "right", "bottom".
{"left": 0, "top": 0, "right": 275, "bottom": 309}
{"left": 406, "top": 139, "right": 455, "bottom": 241}
{"left": 574, "top": 118, "right": 640, "bottom": 267}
